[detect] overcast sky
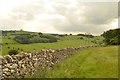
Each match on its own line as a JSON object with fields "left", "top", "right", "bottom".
{"left": 0, "top": 0, "right": 119, "bottom": 35}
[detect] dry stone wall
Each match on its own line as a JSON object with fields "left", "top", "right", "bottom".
{"left": 0, "top": 45, "right": 100, "bottom": 79}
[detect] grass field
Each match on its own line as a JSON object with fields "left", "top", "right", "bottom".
{"left": 2, "top": 31, "right": 104, "bottom": 55}
{"left": 2, "top": 35, "right": 102, "bottom": 56}
{"left": 26, "top": 46, "right": 118, "bottom": 78}
{"left": 1, "top": 31, "right": 118, "bottom": 78}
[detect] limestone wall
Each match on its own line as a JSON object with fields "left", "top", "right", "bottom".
{"left": 0, "top": 45, "right": 99, "bottom": 79}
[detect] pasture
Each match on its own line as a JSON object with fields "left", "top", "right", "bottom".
{"left": 2, "top": 31, "right": 103, "bottom": 55}
{"left": 26, "top": 46, "right": 118, "bottom": 78}
{"left": 1, "top": 30, "right": 118, "bottom": 78}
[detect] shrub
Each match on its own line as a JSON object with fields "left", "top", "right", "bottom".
{"left": 78, "top": 37, "right": 83, "bottom": 39}
{"left": 14, "top": 34, "right": 58, "bottom": 44}
{"left": 8, "top": 37, "right": 11, "bottom": 39}
{"left": 39, "top": 38, "right": 50, "bottom": 43}
{"left": 38, "top": 32, "right": 43, "bottom": 35}
{"left": 7, "top": 47, "right": 10, "bottom": 49}
{"left": 8, "top": 49, "right": 18, "bottom": 55}
{"left": 43, "top": 35, "right": 57, "bottom": 42}
{"left": 13, "top": 34, "right": 32, "bottom": 44}
{"left": 5, "top": 43, "right": 8, "bottom": 45}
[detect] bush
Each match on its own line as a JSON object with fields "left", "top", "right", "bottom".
{"left": 5, "top": 43, "right": 8, "bottom": 45}
{"left": 30, "top": 37, "right": 50, "bottom": 43}
{"left": 39, "top": 34, "right": 57, "bottom": 42}
{"left": 8, "top": 49, "right": 18, "bottom": 55}
{"left": 39, "top": 38, "right": 50, "bottom": 43}
{"left": 78, "top": 37, "right": 83, "bottom": 39}
{"left": 14, "top": 35, "right": 30, "bottom": 44}
{"left": 14, "top": 34, "right": 58, "bottom": 44}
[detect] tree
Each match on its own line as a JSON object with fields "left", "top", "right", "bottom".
{"left": 38, "top": 32, "right": 43, "bottom": 35}
{"left": 101, "top": 28, "right": 120, "bottom": 45}
{"left": 20, "top": 29, "right": 23, "bottom": 31}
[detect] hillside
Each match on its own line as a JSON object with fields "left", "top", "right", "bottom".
{"left": 2, "top": 30, "right": 104, "bottom": 55}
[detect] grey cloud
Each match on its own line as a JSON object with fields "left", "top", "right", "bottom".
{"left": 0, "top": 1, "right": 46, "bottom": 30}
{"left": 51, "top": 2, "right": 118, "bottom": 34}
{"left": 82, "top": 2, "right": 118, "bottom": 24}
{"left": 11, "top": 4, "right": 44, "bottom": 21}
{"left": 0, "top": 0, "right": 118, "bottom": 35}
{"left": 0, "top": 18, "right": 24, "bottom": 30}
{"left": 118, "top": 2, "right": 120, "bottom": 17}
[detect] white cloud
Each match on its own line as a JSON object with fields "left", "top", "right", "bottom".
{"left": 0, "top": 0, "right": 118, "bottom": 35}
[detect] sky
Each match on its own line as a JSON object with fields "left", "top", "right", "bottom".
{"left": 0, "top": 0, "right": 119, "bottom": 35}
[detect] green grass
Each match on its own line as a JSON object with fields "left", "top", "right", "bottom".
{"left": 27, "top": 46, "right": 118, "bottom": 78}
{"left": 2, "top": 35, "right": 99, "bottom": 56}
